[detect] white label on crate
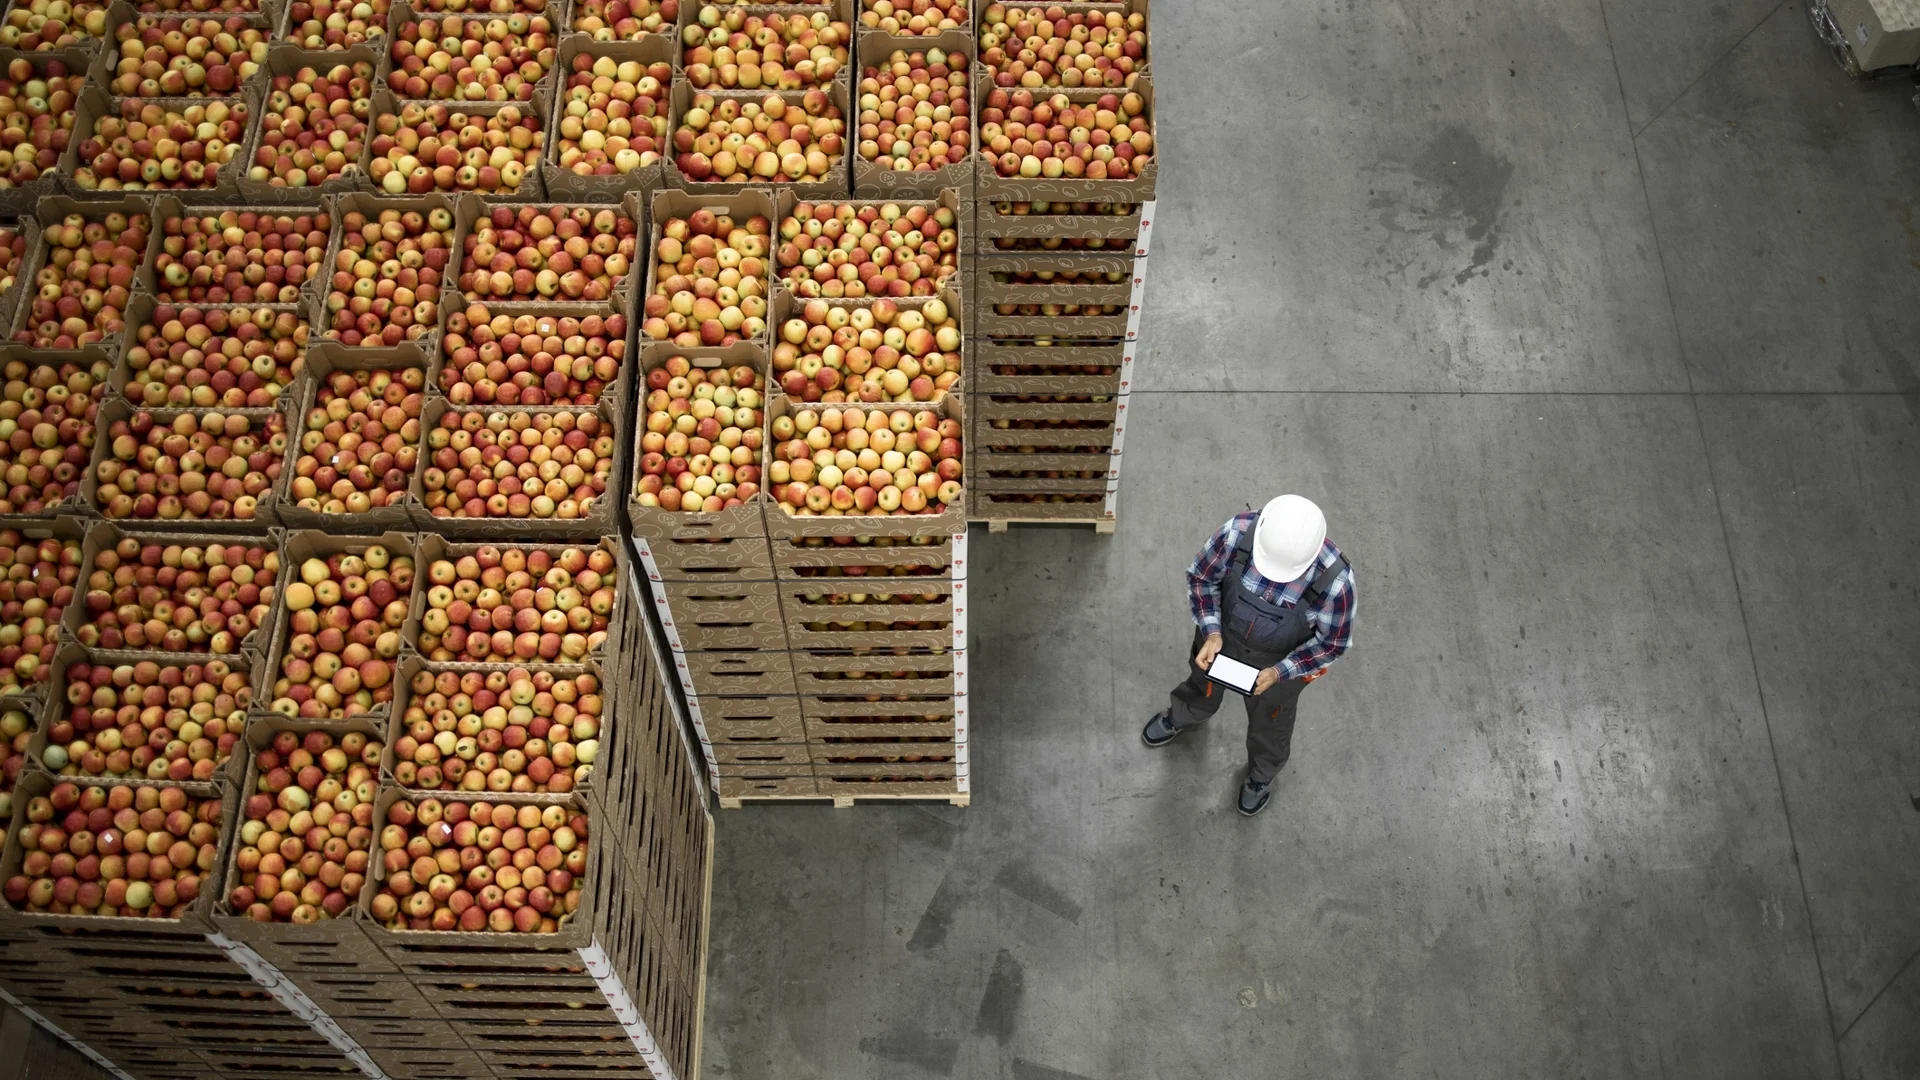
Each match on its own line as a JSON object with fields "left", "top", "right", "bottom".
{"left": 1105, "top": 487, "right": 1121, "bottom": 515}
{"left": 582, "top": 941, "right": 678, "bottom": 1080}
{"left": 0, "top": 988, "right": 142, "bottom": 1080}
{"left": 1134, "top": 200, "right": 1155, "bottom": 258}
{"left": 950, "top": 530, "right": 968, "bottom": 581}
{"left": 951, "top": 578, "right": 967, "bottom": 653}
{"left": 631, "top": 536, "right": 666, "bottom": 582}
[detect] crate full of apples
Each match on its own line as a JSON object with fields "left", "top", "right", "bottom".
{"left": 363, "top": 790, "right": 599, "bottom": 936}
{"left": 384, "top": 662, "right": 606, "bottom": 795}
{"left": 383, "top": 5, "right": 559, "bottom": 103}
{"left": 851, "top": 32, "right": 972, "bottom": 198}
{"left": 275, "top": 351, "right": 430, "bottom": 533}
{"left": 777, "top": 571, "right": 956, "bottom": 650}
{"left": 32, "top": 644, "right": 252, "bottom": 783}
{"left": 541, "top": 34, "right": 672, "bottom": 201}
{"left": 83, "top": 398, "right": 289, "bottom": 525}
{"left": 641, "top": 187, "right": 774, "bottom": 348}
{"left": 976, "top": 1, "right": 1149, "bottom": 89}
{"left": 677, "top": 0, "right": 851, "bottom": 90}
{"left": 0, "top": 521, "right": 84, "bottom": 703}
{"left": 628, "top": 342, "right": 770, "bottom": 537}
{"left": 453, "top": 203, "right": 642, "bottom": 307}
{"left": 0, "top": 348, "right": 109, "bottom": 518}
{"left": 262, "top": 530, "right": 416, "bottom": 725}
{"left": 138, "top": 196, "right": 332, "bottom": 305}
{"left": 219, "top": 719, "right": 384, "bottom": 927}
{"left": 6, "top": 196, "right": 150, "bottom": 351}
{"left": 0, "top": 772, "right": 232, "bottom": 927}
{"left": 367, "top": 88, "right": 549, "bottom": 198}
{"left": 232, "top": 45, "right": 384, "bottom": 205}
{"left": 763, "top": 394, "right": 964, "bottom": 539}
{"left": 113, "top": 295, "right": 308, "bottom": 413}
{"left": 665, "top": 80, "right": 849, "bottom": 197}
{"left": 974, "top": 81, "right": 1156, "bottom": 202}
{"left": 0, "top": 49, "right": 89, "bottom": 215}
{"left": 316, "top": 192, "right": 466, "bottom": 354}
{"left": 973, "top": 337, "right": 1127, "bottom": 395}
{"left": 412, "top": 398, "right": 621, "bottom": 538}
{"left": 63, "top": 524, "right": 282, "bottom": 658}
{"left": 69, "top": 87, "right": 251, "bottom": 193}
{"left": 773, "top": 191, "right": 964, "bottom": 299}
{"left": 769, "top": 288, "right": 962, "bottom": 405}
{"left": 971, "top": 198, "right": 1144, "bottom": 252}
{"left": 409, "top": 535, "right": 618, "bottom": 665}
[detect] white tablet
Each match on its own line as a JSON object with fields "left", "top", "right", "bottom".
{"left": 1206, "top": 653, "right": 1260, "bottom": 695}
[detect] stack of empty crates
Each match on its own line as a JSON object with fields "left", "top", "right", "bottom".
{"left": 964, "top": 0, "right": 1155, "bottom": 530}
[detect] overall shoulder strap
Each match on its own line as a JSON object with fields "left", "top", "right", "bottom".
{"left": 1227, "top": 517, "right": 1257, "bottom": 574}
{"left": 1303, "top": 554, "right": 1349, "bottom": 605}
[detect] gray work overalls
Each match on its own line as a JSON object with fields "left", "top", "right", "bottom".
{"left": 1165, "top": 527, "right": 1348, "bottom": 782}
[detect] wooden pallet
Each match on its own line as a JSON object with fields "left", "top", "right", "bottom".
{"left": 717, "top": 791, "right": 971, "bottom": 810}
{"left": 980, "top": 518, "right": 1115, "bottom": 534}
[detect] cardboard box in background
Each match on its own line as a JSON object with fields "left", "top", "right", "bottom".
{"left": 851, "top": 28, "right": 975, "bottom": 199}
{"left": 1823, "top": 0, "right": 1920, "bottom": 68}
{"left": 542, "top": 32, "right": 675, "bottom": 203}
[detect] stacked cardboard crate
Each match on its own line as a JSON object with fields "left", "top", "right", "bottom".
{"left": 963, "top": 1, "right": 1154, "bottom": 529}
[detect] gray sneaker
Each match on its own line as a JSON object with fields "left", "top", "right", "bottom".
{"left": 1141, "top": 711, "right": 1183, "bottom": 747}
{"left": 1238, "top": 776, "right": 1273, "bottom": 816}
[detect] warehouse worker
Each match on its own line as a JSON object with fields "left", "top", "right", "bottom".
{"left": 1142, "top": 495, "right": 1356, "bottom": 817}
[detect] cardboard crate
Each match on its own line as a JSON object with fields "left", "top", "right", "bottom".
{"left": 379, "top": 0, "right": 568, "bottom": 105}
{"left": 627, "top": 339, "right": 773, "bottom": 542}
{"left": 638, "top": 187, "right": 779, "bottom": 351}
{"left": 971, "top": 251, "right": 1137, "bottom": 306}
{"left": 63, "top": 84, "right": 251, "bottom": 199}
{"left": 404, "top": 533, "right": 622, "bottom": 666}
{"left": 409, "top": 395, "right": 623, "bottom": 539}
{"left": 776, "top": 575, "right": 957, "bottom": 651}
{"left": 808, "top": 735, "right": 955, "bottom": 762}
{"left": 770, "top": 187, "right": 966, "bottom": 299}
{"left": 769, "top": 530, "right": 964, "bottom": 576}
{"left": 89, "top": 1, "right": 276, "bottom": 94}
{"left": 765, "top": 280, "right": 966, "bottom": 399}
{"left": 762, "top": 393, "right": 968, "bottom": 541}
{"left": 664, "top": 77, "right": 853, "bottom": 198}
{"left": 788, "top": 644, "right": 959, "bottom": 698}
{"left": 813, "top": 763, "right": 959, "bottom": 800}
{"left": 272, "top": 343, "right": 434, "bottom": 534}
{"left": 4, "top": 194, "right": 158, "bottom": 357}
{"left": 969, "top": 199, "right": 1146, "bottom": 254}
{"left": 973, "top": 489, "right": 1113, "bottom": 521}
{"left": 972, "top": 75, "right": 1156, "bottom": 203}
{"left": 1825, "top": 0, "right": 1920, "bottom": 70}
{"left": 715, "top": 770, "right": 817, "bottom": 801}
{"left": 232, "top": 43, "right": 388, "bottom": 206}
{"left": 258, "top": 528, "right": 420, "bottom": 727}
{"left": 29, "top": 641, "right": 257, "bottom": 780}
{"left": 631, "top": 531, "right": 775, "bottom": 580}
{"left": 0, "top": 49, "right": 95, "bottom": 217}
{"left": 805, "top": 713, "right": 957, "bottom": 742}
{"left": 850, "top": 29, "right": 974, "bottom": 199}
{"left": 973, "top": 337, "right": 1129, "bottom": 395}
{"left": 448, "top": 188, "right": 648, "bottom": 318}
{"left": 0, "top": 351, "right": 98, "bottom": 519}
{"left": 133, "top": 193, "right": 331, "bottom": 303}
{"left": 650, "top": 577, "right": 788, "bottom": 650}
{"left": 974, "top": 392, "right": 1120, "bottom": 425}
{"left": 542, "top": 33, "right": 675, "bottom": 203}
{"left": 81, "top": 398, "right": 290, "bottom": 529}
{"left": 711, "top": 741, "right": 809, "bottom": 766}
{"left": 365, "top": 84, "right": 551, "bottom": 203}
{"left": 975, "top": 304, "right": 1128, "bottom": 339}
{"left": 695, "top": 694, "right": 806, "bottom": 741}
{"left": 312, "top": 190, "right": 477, "bottom": 361}
{"left": 109, "top": 292, "right": 309, "bottom": 414}
{"left": 972, "top": 0, "right": 1154, "bottom": 81}
{"left": 675, "top": 646, "right": 796, "bottom": 697}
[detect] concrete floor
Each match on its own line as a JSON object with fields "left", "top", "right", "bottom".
{"left": 702, "top": 3, "right": 1920, "bottom": 1078}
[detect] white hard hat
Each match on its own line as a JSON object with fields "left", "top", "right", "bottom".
{"left": 1252, "top": 495, "right": 1325, "bottom": 583}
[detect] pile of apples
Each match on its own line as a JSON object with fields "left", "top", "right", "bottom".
{"left": 121, "top": 306, "right": 305, "bottom": 410}
{"left": 572, "top": 0, "right": 676, "bottom": 38}
{"left": 769, "top": 405, "right": 962, "bottom": 515}
{"left": 977, "top": 3, "right": 1146, "bottom": 89}
{"left": 288, "top": 368, "right": 427, "bottom": 515}
{"left": 980, "top": 88, "right": 1152, "bottom": 181}
{"left": 106, "top": 15, "right": 268, "bottom": 97}
{"left": 680, "top": 4, "right": 848, "bottom": 89}
{"left": 0, "top": 57, "right": 79, "bottom": 188}
{"left": 859, "top": 0, "right": 965, "bottom": 35}
{"left": 457, "top": 206, "right": 637, "bottom": 302}
{"left": 153, "top": 209, "right": 329, "bottom": 306}
{"left": 368, "top": 796, "right": 589, "bottom": 933}
{"left": 283, "top": 0, "right": 389, "bottom": 49}
{"left": 0, "top": 228, "right": 21, "bottom": 296}
{"left": 775, "top": 297, "right": 961, "bottom": 403}
{"left": 249, "top": 60, "right": 375, "bottom": 191}
{"left": 775, "top": 201, "right": 960, "bottom": 298}
{"left": 323, "top": 205, "right": 456, "bottom": 347}
{"left": 643, "top": 209, "right": 770, "bottom": 346}
{"left": 552, "top": 52, "right": 670, "bottom": 181}
{"left": 370, "top": 102, "right": 542, "bottom": 195}
{"left": 94, "top": 410, "right": 286, "bottom": 522}
{"left": 391, "top": 668, "right": 604, "bottom": 792}
{"left": 0, "top": 357, "right": 107, "bottom": 514}
{"left": 13, "top": 211, "right": 146, "bottom": 349}
{"left": 858, "top": 47, "right": 969, "bottom": 175}
{"left": 420, "top": 410, "right": 613, "bottom": 522}
{"left": 75, "top": 537, "right": 281, "bottom": 655}
{"left": 39, "top": 658, "right": 249, "bottom": 782}
{"left": 634, "top": 357, "right": 763, "bottom": 513}
{"left": 1, "top": 706, "right": 30, "bottom": 818}
{"left": 672, "top": 90, "right": 844, "bottom": 185}
{"left": 0, "top": 1, "right": 109, "bottom": 50}
{"left": 3, "top": 781, "right": 224, "bottom": 918}
{"left": 441, "top": 306, "right": 627, "bottom": 406}
{"left": 0, "top": 531, "right": 80, "bottom": 696}
{"left": 385, "top": 13, "right": 556, "bottom": 103}
{"left": 227, "top": 729, "right": 382, "bottom": 924}
{"left": 270, "top": 547, "right": 413, "bottom": 720}
{"left": 417, "top": 545, "right": 617, "bottom": 663}
{"left": 72, "top": 98, "right": 249, "bottom": 191}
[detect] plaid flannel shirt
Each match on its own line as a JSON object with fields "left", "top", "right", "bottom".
{"left": 1187, "top": 511, "right": 1356, "bottom": 679}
